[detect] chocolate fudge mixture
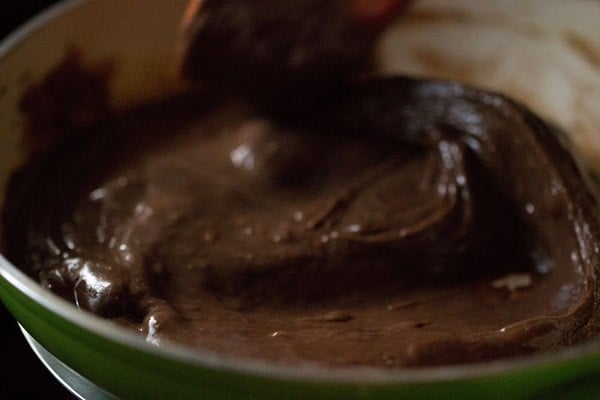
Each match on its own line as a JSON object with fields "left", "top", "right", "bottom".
{"left": 3, "top": 1, "right": 600, "bottom": 368}
{"left": 3, "top": 76, "right": 600, "bottom": 367}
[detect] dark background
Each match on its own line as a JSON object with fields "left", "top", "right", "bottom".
{"left": 1, "top": 3, "right": 75, "bottom": 400}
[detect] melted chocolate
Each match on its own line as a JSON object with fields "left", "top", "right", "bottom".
{"left": 3, "top": 77, "right": 600, "bottom": 368}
